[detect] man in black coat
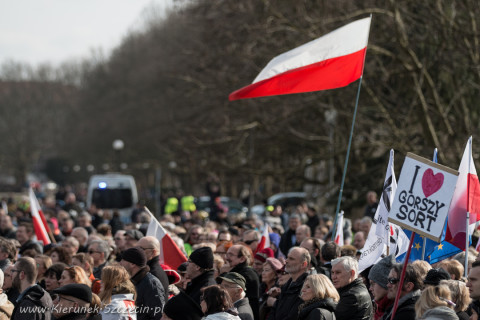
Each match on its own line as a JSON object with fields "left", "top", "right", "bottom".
{"left": 279, "top": 214, "right": 301, "bottom": 256}
{"left": 332, "top": 256, "right": 372, "bottom": 320}
{"left": 185, "top": 247, "right": 216, "bottom": 305}
{"left": 226, "top": 245, "right": 260, "bottom": 320}
{"left": 121, "top": 248, "right": 165, "bottom": 320}
{"left": 218, "top": 272, "right": 254, "bottom": 320}
{"left": 268, "top": 247, "right": 310, "bottom": 320}
{"left": 137, "top": 236, "right": 170, "bottom": 301}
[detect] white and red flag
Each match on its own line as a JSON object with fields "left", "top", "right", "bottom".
{"left": 334, "top": 211, "right": 344, "bottom": 246}
{"left": 255, "top": 224, "right": 271, "bottom": 254}
{"left": 445, "top": 137, "right": 480, "bottom": 250}
{"left": 146, "top": 208, "right": 187, "bottom": 270}
{"left": 28, "top": 188, "right": 51, "bottom": 245}
{"left": 229, "top": 17, "right": 371, "bottom": 100}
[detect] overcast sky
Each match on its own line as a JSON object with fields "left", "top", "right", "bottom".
{"left": 0, "top": 0, "right": 172, "bottom": 66}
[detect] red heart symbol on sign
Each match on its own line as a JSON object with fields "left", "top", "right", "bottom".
{"left": 422, "top": 168, "right": 444, "bottom": 198}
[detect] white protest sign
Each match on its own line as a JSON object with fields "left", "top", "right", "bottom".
{"left": 388, "top": 153, "right": 458, "bottom": 242}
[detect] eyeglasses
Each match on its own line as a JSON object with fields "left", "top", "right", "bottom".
{"left": 52, "top": 294, "right": 77, "bottom": 304}
{"left": 387, "top": 278, "right": 400, "bottom": 284}
{"left": 138, "top": 247, "right": 155, "bottom": 251}
{"left": 243, "top": 240, "right": 257, "bottom": 245}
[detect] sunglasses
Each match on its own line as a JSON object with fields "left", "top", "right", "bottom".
{"left": 387, "top": 278, "right": 400, "bottom": 285}
{"left": 243, "top": 240, "right": 257, "bottom": 245}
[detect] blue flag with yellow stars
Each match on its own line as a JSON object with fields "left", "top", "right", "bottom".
{"left": 398, "top": 229, "right": 462, "bottom": 264}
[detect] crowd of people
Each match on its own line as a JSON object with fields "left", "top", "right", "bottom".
{"left": 0, "top": 188, "right": 478, "bottom": 320}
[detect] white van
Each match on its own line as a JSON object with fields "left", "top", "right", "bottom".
{"left": 86, "top": 174, "right": 138, "bottom": 223}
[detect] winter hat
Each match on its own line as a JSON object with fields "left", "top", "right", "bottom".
{"left": 265, "top": 257, "right": 284, "bottom": 272}
{"left": 189, "top": 246, "right": 214, "bottom": 269}
{"left": 424, "top": 268, "right": 451, "bottom": 286}
{"left": 163, "top": 291, "right": 203, "bottom": 320}
{"left": 53, "top": 284, "right": 92, "bottom": 303}
{"left": 121, "top": 247, "right": 147, "bottom": 267}
{"left": 218, "top": 272, "right": 247, "bottom": 291}
{"left": 269, "top": 233, "right": 280, "bottom": 249}
{"left": 368, "top": 255, "right": 395, "bottom": 290}
{"left": 125, "top": 229, "right": 143, "bottom": 241}
{"left": 254, "top": 248, "right": 274, "bottom": 263}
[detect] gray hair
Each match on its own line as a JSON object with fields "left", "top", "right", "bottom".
{"left": 89, "top": 240, "right": 110, "bottom": 257}
{"left": 331, "top": 256, "right": 358, "bottom": 277}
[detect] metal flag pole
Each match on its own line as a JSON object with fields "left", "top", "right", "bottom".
{"left": 331, "top": 76, "right": 363, "bottom": 241}
{"left": 331, "top": 14, "right": 372, "bottom": 241}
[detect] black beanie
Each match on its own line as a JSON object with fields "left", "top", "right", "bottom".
{"left": 424, "top": 268, "right": 450, "bottom": 286}
{"left": 189, "top": 246, "right": 214, "bottom": 269}
{"left": 164, "top": 291, "right": 203, "bottom": 320}
{"left": 121, "top": 247, "right": 147, "bottom": 267}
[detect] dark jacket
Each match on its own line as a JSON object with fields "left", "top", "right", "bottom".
{"left": 147, "top": 255, "right": 169, "bottom": 302}
{"left": 234, "top": 297, "right": 254, "bottom": 320}
{"left": 186, "top": 269, "right": 216, "bottom": 305}
{"left": 268, "top": 272, "right": 308, "bottom": 320}
{"left": 231, "top": 262, "right": 260, "bottom": 320}
{"left": 298, "top": 298, "right": 336, "bottom": 320}
{"left": 380, "top": 290, "right": 421, "bottom": 320}
{"left": 131, "top": 266, "right": 166, "bottom": 320}
{"left": 92, "top": 261, "right": 107, "bottom": 279}
{"left": 279, "top": 229, "right": 296, "bottom": 257}
{"left": 335, "top": 278, "right": 372, "bottom": 320}
{"left": 54, "top": 313, "right": 88, "bottom": 320}
{"left": 11, "top": 284, "right": 52, "bottom": 320}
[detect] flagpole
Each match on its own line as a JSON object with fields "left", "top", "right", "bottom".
{"left": 466, "top": 137, "right": 472, "bottom": 278}
{"left": 391, "top": 231, "right": 416, "bottom": 320}
{"left": 332, "top": 76, "right": 363, "bottom": 241}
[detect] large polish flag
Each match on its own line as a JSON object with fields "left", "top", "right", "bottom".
{"left": 445, "top": 137, "right": 480, "bottom": 250}
{"left": 29, "top": 188, "right": 51, "bottom": 245}
{"left": 229, "top": 17, "right": 371, "bottom": 100}
{"left": 145, "top": 208, "right": 187, "bottom": 270}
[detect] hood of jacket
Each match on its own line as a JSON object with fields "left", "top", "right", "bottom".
{"left": 19, "top": 284, "right": 52, "bottom": 307}
{"left": 420, "top": 306, "right": 458, "bottom": 320}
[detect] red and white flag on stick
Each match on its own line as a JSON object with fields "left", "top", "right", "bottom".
{"left": 145, "top": 208, "right": 187, "bottom": 270}
{"left": 229, "top": 17, "right": 371, "bottom": 100}
{"left": 28, "top": 188, "right": 51, "bottom": 245}
{"left": 334, "top": 211, "right": 344, "bottom": 246}
{"left": 255, "top": 224, "right": 271, "bottom": 254}
{"left": 445, "top": 137, "right": 480, "bottom": 250}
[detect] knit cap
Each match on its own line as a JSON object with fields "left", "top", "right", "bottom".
{"left": 189, "top": 246, "right": 214, "bottom": 269}
{"left": 368, "top": 255, "right": 395, "bottom": 289}
{"left": 121, "top": 247, "right": 147, "bottom": 267}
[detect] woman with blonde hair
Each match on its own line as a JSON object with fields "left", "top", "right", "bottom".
{"left": 59, "top": 266, "right": 92, "bottom": 287}
{"left": 99, "top": 265, "right": 137, "bottom": 320}
{"left": 415, "top": 284, "right": 457, "bottom": 320}
{"left": 440, "top": 279, "right": 470, "bottom": 320}
{"left": 298, "top": 274, "right": 339, "bottom": 320}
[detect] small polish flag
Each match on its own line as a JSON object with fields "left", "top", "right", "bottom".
{"left": 255, "top": 224, "right": 271, "bottom": 254}
{"left": 229, "top": 16, "right": 371, "bottom": 100}
{"left": 334, "top": 211, "right": 344, "bottom": 246}
{"left": 29, "top": 188, "right": 51, "bottom": 245}
{"left": 145, "top": 208, "right": 187, "bottom": 270}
